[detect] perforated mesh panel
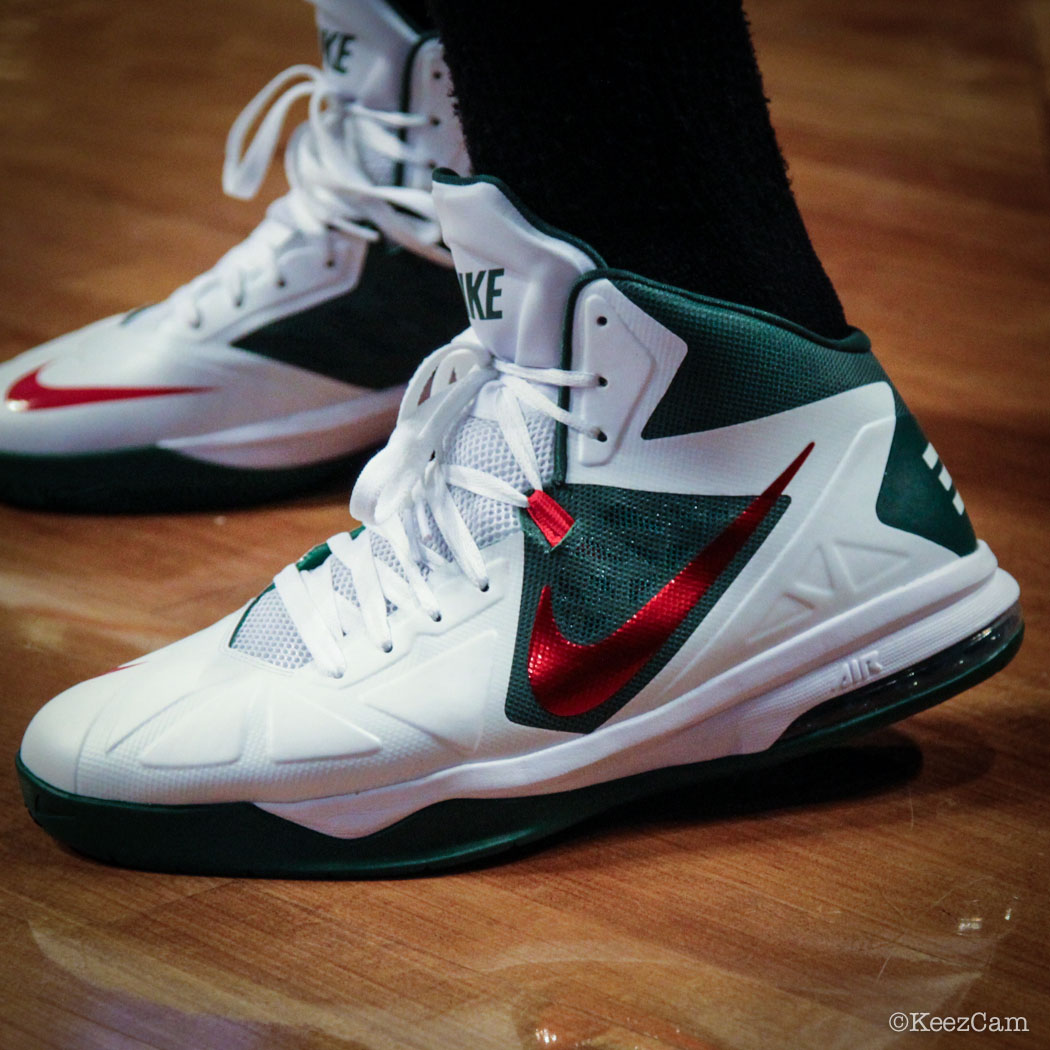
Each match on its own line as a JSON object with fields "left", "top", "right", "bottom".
{"left": 504, "top": 482, "right": 789, "bottom": 733}
{"left": 445, "top": 409, "right": 555, "bottom": 552}
{"left": 230, "top": 400, "right": 555, "bottom": 668}
{"left": 619, "top": 276, "right": 896, "bottom": 439}
{"left": 231, "top": 589, "right": 311, "bottom": 669}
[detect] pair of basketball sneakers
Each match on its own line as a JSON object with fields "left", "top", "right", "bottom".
{"left": 12, "top": 0, "right": 1022, "bottom": 875}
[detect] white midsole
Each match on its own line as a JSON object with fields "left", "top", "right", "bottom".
{"left": 156, "top": 386, "right": 405, "bottom": 469}
{"left": 257, "top": 547, "right": 1017, "bottom": 839}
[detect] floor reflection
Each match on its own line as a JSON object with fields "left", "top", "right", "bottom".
{"left": 22, "top": 733, "right": 1016, "bottom": 1050}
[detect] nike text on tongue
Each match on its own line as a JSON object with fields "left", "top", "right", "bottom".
{"left": 312, "top": 0, "right": 417, "bottom": 107}
{"left": 432, "top": 173, "right": 604, "bottom": 367}
{"left": 319, "top": 29, "right": 356, "bottom": 74}
{"left": 456, "top": 268, "right": 505, "bottom": 320}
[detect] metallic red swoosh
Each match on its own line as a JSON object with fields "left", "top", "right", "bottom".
{"left": 5, "top": 366, "right": 212, "bottom": 411}
{"left": 527, "top": 443, "right": 814, "bottom": 717}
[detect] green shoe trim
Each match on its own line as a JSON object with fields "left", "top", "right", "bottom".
{"left": 0, "top": 445, "right": 376, "bottom": 514}
{"left": 875, "top": 413, "right": 977, "bottom": 557}
{"left": 602, "top": 272, "right": 889, "bottom": 438}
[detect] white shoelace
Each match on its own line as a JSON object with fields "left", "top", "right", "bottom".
{"left": 170, "top": 64, "right": 447, "bottom": 329}
{"left": 272, "top": 333, "right": 604, "bottom": 677}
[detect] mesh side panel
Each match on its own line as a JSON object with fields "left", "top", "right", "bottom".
{"left": 230, "top": 589, "right": 312, "bottom": 670}
{"left": 505, "top": 483, "right": 789, "bottom": 733}
{"left": 327, "top": 532, "right": 404, "bottom": 611}
{"left": 329, "top": 556, "right": 358, "bottom": 606}
{"left": 231, "top": 531, "right": 405, "bottom": 666}
{"left": 449, "top": 489, "right": 517, "bottom": 552}
{"left": 231, "top": 401, "right": 555, "bottom": 668}
{"left": 443, "top": 408, "right": 555, "bottom": 552}
{"left": 419, "top": 502, "right": 453, "bottom": 562}
{"left": 618, "top": 276, "right": 897, "bottom": 439}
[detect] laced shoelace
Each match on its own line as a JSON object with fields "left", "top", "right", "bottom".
{"left": 170, "top": 64, "right": 448, "bottom": 328}
{"left": 272, "top": 332, "right": 604, "bottom": 677}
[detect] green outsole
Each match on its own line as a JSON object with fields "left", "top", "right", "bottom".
{"left": 16, "top": 604, "right": 1023, "bottom": 878}
{"left": 0, "top": 445, "right": 380, "bottom": 513}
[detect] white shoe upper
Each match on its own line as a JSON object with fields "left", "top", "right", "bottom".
{"left": 0, "top": 0, "right": 467, "bottom": 466}
{"left": 21, "top": 173, "right": 1010, "bottom": 839}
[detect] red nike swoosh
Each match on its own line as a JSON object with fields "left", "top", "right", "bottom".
{"left": 527, "top": 443, "right": 814, "bottom": 717}
{"left": 5, "top": 366, "right": 212, "bottom": 411}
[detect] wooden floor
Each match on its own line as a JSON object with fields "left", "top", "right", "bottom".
{"left": 1, "top": 1, "right": 1048, "bottom": 1047}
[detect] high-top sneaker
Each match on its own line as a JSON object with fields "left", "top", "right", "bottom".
{"left": 0, "top": 0, "right": 468, "bottom": 511}
{"left": 17, "top": 172, "right": 1022, "bottom": 875}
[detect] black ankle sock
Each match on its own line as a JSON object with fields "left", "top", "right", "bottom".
{"left": 389, "top": 0, "right": 433, "bottom": 32}
{"left": 426, "top": 1, "right": 848, "bottom": 339}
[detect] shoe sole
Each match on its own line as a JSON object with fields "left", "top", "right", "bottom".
{"left": 0, "top": 445, "right": 378, "bottom": 513}
{"left": 16, "top": 600, "right": 1023, "bottom": 877}
{"left": 0, "top": 386, "right": 406, "bottom": 512}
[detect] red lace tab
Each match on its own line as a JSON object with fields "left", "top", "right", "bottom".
{"left": 527, "top": 491, "right": 575, "bottom": 547}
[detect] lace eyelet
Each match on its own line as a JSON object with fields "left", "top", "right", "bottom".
{"left": 595, "top": 429, "right": 608, "bottom": 443}
{"left": 597, "top": 375, "right": 608, "bottom": 387}
{"left": 430, "top": 116, "right": 441, "bottom": 126}
{"left": 479, "top": 582, "right": 490, "bottom": 593}
{"left": 380, "top": 641, "right": 394, "bottom": 654}
{"left": 325, "top": 258, "right": 336, "bottom": 269}
{"left": 431, "top": 612, "right": 443, "bottom": 622}
{"left": 276, "top": 277, "right": 287, "bottom": 288}
{"left": 596, "top": 315, "right": 608, "bottom": 326}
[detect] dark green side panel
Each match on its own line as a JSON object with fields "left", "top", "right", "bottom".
{"left": 875, "top": 413, "right": 977, "bottom": 557}
{"left": 590, "top": 272, "right": 976, "bottom": 557}
{"left": 234, "top": 242, "right": 465, "bottom": 388}
{"left": 507, "top": 482, "right": 787, "bottom": 734}
{"left": 603, "top": 274, "right": 891, "bottom": 438}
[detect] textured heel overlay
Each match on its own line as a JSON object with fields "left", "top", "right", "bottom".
{"left": 596, "top": 273, "right": 892, "bottom": 438}
{"left": 875, "top": 412, "right": 977, "bottom": 557}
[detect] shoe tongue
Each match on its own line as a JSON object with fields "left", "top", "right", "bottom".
{"left": 312, "top": 0, "right": 418, "bottom": 108}
{"left": 433, "top": 174, "right": 601, "bottom": 369}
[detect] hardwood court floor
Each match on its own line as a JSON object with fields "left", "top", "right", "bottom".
{"left": 0, "top": 2, "right": 1047, "bottom": 1047}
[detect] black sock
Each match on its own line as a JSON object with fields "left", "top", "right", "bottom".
{"left": 426, "top": 0, "right": 848, "bottom": 339}
{"left": 388, "top": 0, "right": 433, "bottom": 31}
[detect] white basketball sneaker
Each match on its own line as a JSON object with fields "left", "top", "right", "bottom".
{"left": 18, "top": 172, "right": 1022, "bottom": 875}
{"left": 0, "top": 0, "right": 468, "bottom": 511}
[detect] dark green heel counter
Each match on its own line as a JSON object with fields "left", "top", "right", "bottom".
{"left": 233, "top": 243, "right": 465, "bottom": 388}
{"left": 599, "top": 273, "right": 889, "bottom": 437}
{"left": 875, "top": 413, "right": 977, "bottom": 557}
{"left": 592, "top": 273, "right": 977, "bottom": 559}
